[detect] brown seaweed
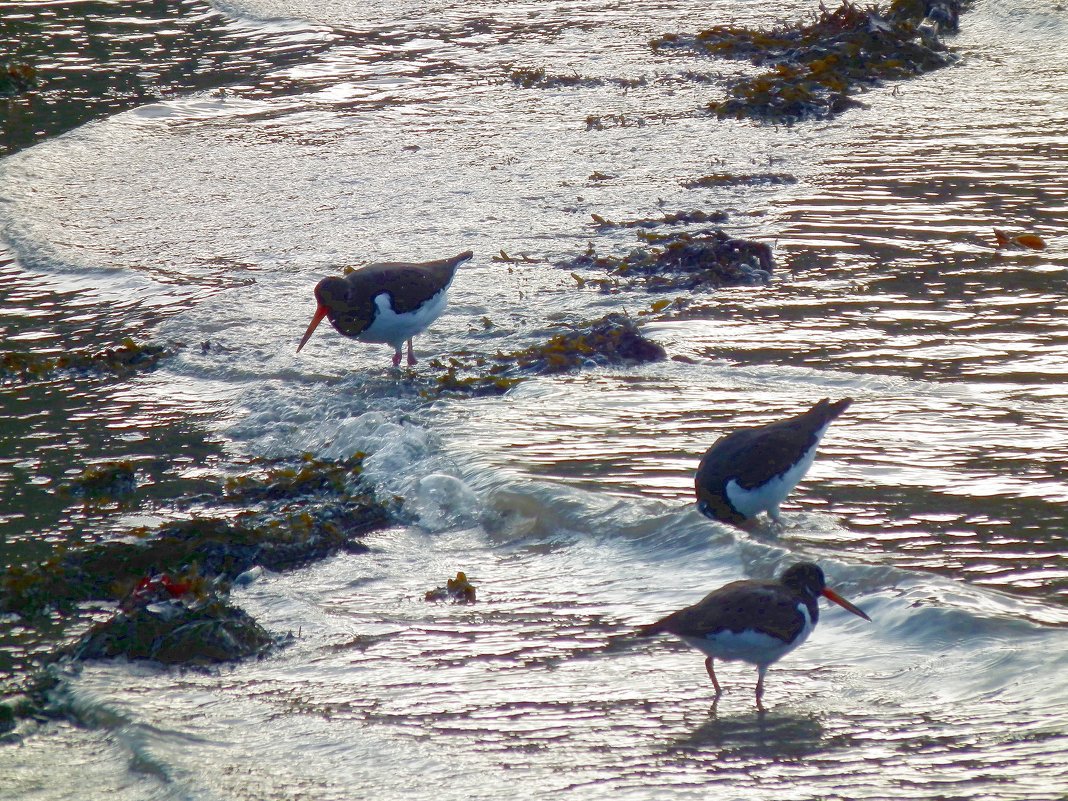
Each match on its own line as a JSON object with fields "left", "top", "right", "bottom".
{"left": 0, "top": 338, "right": 174, "bottom": 382}
{"left": 562, "top": 228, "right": 774, "bottom": 292}
{"left": 425, "top": 571, "right": 477, "bottom": 604}
{"left": 426, "top": 312, "right": 667, "bottom": 398}
{"left": 652, "top": 0, "right": 972, "bottom": 124}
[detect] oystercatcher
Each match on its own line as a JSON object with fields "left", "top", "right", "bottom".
{"left": 296, "top": 250, "right": 473, "bottom": 366}
{"left": 635, "top": 561, "right": 870, "bottom": 708}
{"left": 695, "top": 398, "right": 852, "bottom": 526}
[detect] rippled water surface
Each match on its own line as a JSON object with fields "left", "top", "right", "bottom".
{"left": 2, "top": 0, "right": 1068, "bottom": 798}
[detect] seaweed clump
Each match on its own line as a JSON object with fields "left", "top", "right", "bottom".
{"left": 1, "top": 455, "right": 386, "bottom": 660}
{"left": 652, "top": 0, "right": 972, "bottom": 123}
{"left": 0, "top": 454, "right": 391, "bottom": 733}
{"left": 425, "top": 571, "right": 477, "bottom": 604}
{"left": 0, "top": 338, "right": 174, "bottom": 381}
{"left": 58, "top": 460, "right": 137, "bottom": 499}
{"left": 428, "top": 312, "right": 667, "bottom": 398}
{"left": 508, "top": 67, "right": 600, "bottom": 90}
{"left": 681, "top": 173, "right": 796, "bottom": 189}
{"left": 591, "top": 209, "right": 729, "bottom": 230}
{"left": 508, "top": 66, "right": 646, "bottom": 91}
{"left": 563, "top": 228, "right": 774, "bottom": 292}
{"left": 1, "top": 61, "right": 36, "bottom": 96}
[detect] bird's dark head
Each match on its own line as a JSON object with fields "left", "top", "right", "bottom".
{"left": 781, "top": 561, "right": 871, "bottom": 622}
{"left": 297, "top": 276, "right": 350, "bottom": 353}
{"left": 780, "top": 562, "right": 827, "bottom": 598}
{"left": 312, "top": 275, "right": 350, "bottom": 311}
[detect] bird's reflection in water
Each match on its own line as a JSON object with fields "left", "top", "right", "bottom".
{"left": 664, "top": 706, "right": 833, "bottom": 761}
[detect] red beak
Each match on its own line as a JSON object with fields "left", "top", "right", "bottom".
{"left": 822, "top": 587, "right": 871, "bottom": 622}
{"left": 297, "top": 305, "right": 329, "bottom": 353}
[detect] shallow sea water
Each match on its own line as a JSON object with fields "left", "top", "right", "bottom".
{"left": 2, "top": 0, "right": 1068, "bottom": 798}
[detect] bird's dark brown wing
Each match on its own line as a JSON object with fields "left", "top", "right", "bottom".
{"left": 638, "top": 580, "right": 805, "bottom": 642}
{"left": 349, "top": 264, "right": 450, "bottom": 315}
{"left": 359, "top": 251, "right": 472, "bottom": 314}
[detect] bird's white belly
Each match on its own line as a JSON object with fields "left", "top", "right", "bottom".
{"left": 362, "top": 289, "right": 449, "bottom": 347}
{"left": 725, "top": 426, "right": 828, "bottom": 518}
{"left": 681, "top": 604, "right": 814, "bottom": 666}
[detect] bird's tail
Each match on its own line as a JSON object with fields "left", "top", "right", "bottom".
{"left": 448, "top": 250, "right": 475, "bottom": 267}
{"left": 811, "top": 397, "right": 853, "bottom": 424}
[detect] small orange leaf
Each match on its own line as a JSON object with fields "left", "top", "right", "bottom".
{"left": 994, "top": 227, "right": 1046, "bottom": 250}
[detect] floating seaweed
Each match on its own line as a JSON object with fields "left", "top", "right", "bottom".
{"left": 563, "top": 228, "right": 774, "bottom": 292}
{"left": 425, "top": 571, "right": 477, "bottom": 604}
{"left": 1, "top": 61, "right": 36, "bottom": 96}
{"left": 507, "top": 66, "right": 646, "bottom": 91}
{"left": 590, "top": 210, "right": 729, "bottom": 229}
{"left": 681, "top": 173, "right": 796, "bottom": 189}
{"left": 585, "top": 113, "right": 647, "bottom": 131}
{"left": 0, "top": 338, "right": 174, "bottom": 382}
{"left": 427, "top": 312, "right": 666, "bottom": 398}
{"left": 223, "top": 453, "right": 366, "bottom": 503}
{"left": 58, "top": 460, "right": 137, "bottom": 499}
{"left": 652, "top": 0, "right": 972, "bottom": 124}
{"left": 992, "top": 228, "right": 1046, "bottom": 251}
{"left": 491, "top": 250, "right": 542, "bottom": 264}
{"left": 508, "top": 67, "right": 600, "bottom": 90}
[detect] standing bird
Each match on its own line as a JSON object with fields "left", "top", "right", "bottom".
{"left": 695, "top": 398, "right": 852, "bottom": 526}
{"left": 635, "top": 561, "right": 871, "bottom": 709}
{"left": 296, "top": 250, "right": 474, "bottom": 366}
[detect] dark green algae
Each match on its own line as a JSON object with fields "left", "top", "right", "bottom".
{"left": 652, "top": 0, "right": 973, "bottom": 124}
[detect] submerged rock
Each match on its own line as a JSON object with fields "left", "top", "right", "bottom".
{"left": 513, "top": 313, "right": 668, "bottom": 374}
{"left": 0, "top": 454, "right": 391, "bottom": 733}
{"left": 73, "top": 594, "right": 277, "bottom": 665}
{"left": 1, "top": 455, "right": 388, "bottom": 624}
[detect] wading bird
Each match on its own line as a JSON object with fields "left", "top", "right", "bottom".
{"left": 636, "top": 561, "right": 871, "bottom": 709}
{"left": 695, "top": 398, "right": 852, "bottom": 526}
{"left": 297, "top": 250, "right": 474, "bottom": 366}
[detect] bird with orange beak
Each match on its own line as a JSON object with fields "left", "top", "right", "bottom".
{"left": 297, "top": 250, "right": 473, "bottom": 367}
{"left": 636, "top": 562, "right": 871, "bottom": 709}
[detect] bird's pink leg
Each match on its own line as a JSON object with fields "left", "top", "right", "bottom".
{"left": 392, "top": 349, "right": 403, "bottom": 367}
{"left": 705, "top": 657, "right": 723, "bottom": 695}
{"left": 406, "top": 339, "right": 417, "bottom": 366}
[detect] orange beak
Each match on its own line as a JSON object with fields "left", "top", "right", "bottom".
{"left": 822, "top": 587, "right": 871, "bottom": 622}
{"left": 297, "top": 305, "right": 329, "bottom": 353}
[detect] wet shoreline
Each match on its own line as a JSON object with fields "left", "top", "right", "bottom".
{"left": 3, "top": 0, "right": 1068, "bottom": 795}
